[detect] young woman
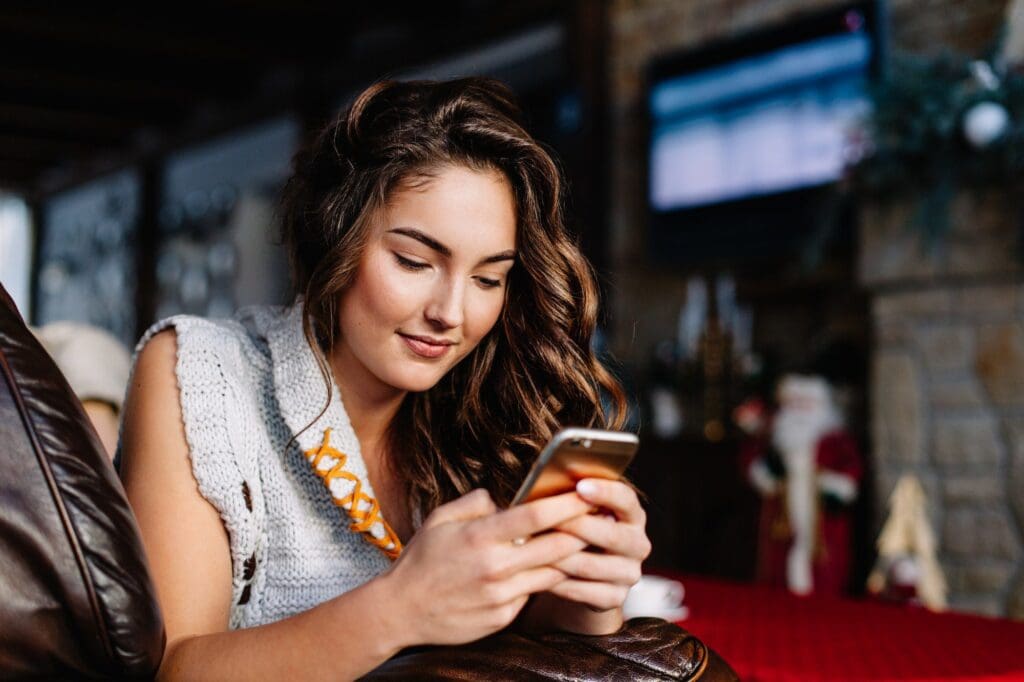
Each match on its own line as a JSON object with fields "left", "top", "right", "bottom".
{"left": 119, "top": 77, "right": 651, "bottom": 680}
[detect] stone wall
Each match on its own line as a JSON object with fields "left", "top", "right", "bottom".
{"left": 607, "top": 0, "right": 1020, "bottom": 616}
{"left": 863, "top": 193, "right": 1023, "bottom": 617}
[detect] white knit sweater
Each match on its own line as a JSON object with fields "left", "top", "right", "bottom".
{"left": 130, "top": 301, "right": 394, "bottom": 629}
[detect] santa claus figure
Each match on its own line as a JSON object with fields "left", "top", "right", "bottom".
{"left": 740, "top": 375, "right": 863, "bottom": 596}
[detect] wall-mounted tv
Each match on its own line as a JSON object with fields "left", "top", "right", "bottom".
{"left": 646, "top": 2, "right": 885, "bottom": 266}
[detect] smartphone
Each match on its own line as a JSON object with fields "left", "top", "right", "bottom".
{"left": 510, "top": 427, "right": 639, "bottom": 506}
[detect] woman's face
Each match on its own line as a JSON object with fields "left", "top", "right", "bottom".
{"left": 332, "top": 164, "right": 517, "bottom": 400}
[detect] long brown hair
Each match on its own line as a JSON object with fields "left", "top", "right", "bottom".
{"left": 279, "top": 77, "right": 627, "bottom": 517}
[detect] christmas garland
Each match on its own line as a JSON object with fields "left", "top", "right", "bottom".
{"left": 847, "top": 51, "right": 1024, "bottom": 246}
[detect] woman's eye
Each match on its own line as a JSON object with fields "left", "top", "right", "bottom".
{"left": 394, "top": 253, "right": 429, "bottom": 271}
{"left": 476, "top": 276, "right": 502, "bottom": 290}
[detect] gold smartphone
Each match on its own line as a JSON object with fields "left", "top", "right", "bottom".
{"left": 510, "top": 427, "right": 640, "bottom": 506}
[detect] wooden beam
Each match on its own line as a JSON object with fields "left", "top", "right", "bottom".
{"left": 0, "top": 158, "right": 47, "bottom": 172}
{"left": 317, "top": 0, "right": 561, "bottom": 97}
{"left": 135, "top": 162, "right": 160, "bottom": 339}
{"left": 0, "top": 159, "right": 42, "bottom": 192}
{"left": 15, "top": 0, "right": 564, "bottom": 199}
{"left": 0, "top": 65, "right": 230, "bottom": 105}
{"left": 24, "top": 92, "right": 294, "bottom": 200}
{"left": 0, "top": 134, "right": 108, "bottom": 161}
{"left": 565, "top": 0, "right": 610, "bottom": 276}
{"left": 27, "top": 195, "right": 43, "bottom": 324}
{"left": 0, "top": 8, "right": 275, "bottom": 65}
{"left": 0, "top": 104, "right": 134, "bottom": 142}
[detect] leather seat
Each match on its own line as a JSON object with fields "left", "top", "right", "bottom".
{"left": 0, "top": 285, "right": 164, "bottom": 678}
{"left": 0, "top": 283, "right": 735, "bottom": 680}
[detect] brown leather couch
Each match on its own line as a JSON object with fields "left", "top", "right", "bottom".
{"left": 0, "top": 283, "right": 736, "bottom": 681}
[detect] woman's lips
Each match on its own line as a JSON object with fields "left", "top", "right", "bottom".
{"left": 399, "top": 333, "right": 453, "bottom": 359}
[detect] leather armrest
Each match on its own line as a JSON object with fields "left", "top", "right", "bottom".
{"left": 364, "top": 617, "right": 738, "bottom": 681}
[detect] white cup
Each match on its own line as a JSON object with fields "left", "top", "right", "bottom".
{"left": 623, "top": 575, "right": 687, "bottom": 619}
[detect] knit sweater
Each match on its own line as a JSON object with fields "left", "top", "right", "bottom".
{"left": 130, "top": 301, "right": 395, "bottom": 629}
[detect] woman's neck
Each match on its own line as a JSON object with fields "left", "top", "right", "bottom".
{"left": 328, "top": 342, "right": 413, "bottom": 540}
{"left": 328, "top": 344, "right": 407, "bottom": 455}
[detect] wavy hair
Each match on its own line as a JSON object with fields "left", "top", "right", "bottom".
{"left": 279, "top": 77, "right": 627, "bottom": 517}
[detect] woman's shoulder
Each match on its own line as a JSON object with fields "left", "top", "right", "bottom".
{"left": 136, "top": 304, "right": 294, "bottom": 368}
{"left": 129, "top": 309, "right": 289, "bottom": 418}
{"left": 135, "top": 311, "right": 251, "bottom": 356}
{"left": 127, "top": 308, "right": 279, "bottom": 480}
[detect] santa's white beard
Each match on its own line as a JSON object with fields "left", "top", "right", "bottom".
{"left": 771, "top": 404, "right": 841, "bottom": 595}
{"left": 772, "top": 406, "right": 840, "bottom": 460}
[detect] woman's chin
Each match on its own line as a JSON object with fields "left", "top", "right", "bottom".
{"left": 386, "top": 370, "right": 446, "bottom": 394}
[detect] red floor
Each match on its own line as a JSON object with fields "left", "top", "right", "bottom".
{"left": 661, "top": 573, "right": 1024, "bottom": 682}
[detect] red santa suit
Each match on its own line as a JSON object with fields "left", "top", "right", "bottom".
{"left": 743, "top": 376, "right": 863, "bottom": 596}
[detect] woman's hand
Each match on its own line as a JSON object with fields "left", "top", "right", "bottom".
{"left": 378, "top": 488, "right": 590, "bottom": 649}
{"left": 523, "top": 478, "right": 651, "bottom": 634}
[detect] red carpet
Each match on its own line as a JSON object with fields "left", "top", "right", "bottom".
{"left": 662, "top": 574, "right": 1024, "bottom": 681}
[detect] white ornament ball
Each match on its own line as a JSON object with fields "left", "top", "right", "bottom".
{"left": 962, "top": 100, "right": 1010, "bottom": 148}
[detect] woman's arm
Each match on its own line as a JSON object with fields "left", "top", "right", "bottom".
{"left": 121, "top": 329, "right": 593, "bottom": 680}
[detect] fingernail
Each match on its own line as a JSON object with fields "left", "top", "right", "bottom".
{"left": 576, "top": 480, "right": 598, "bottom": 497}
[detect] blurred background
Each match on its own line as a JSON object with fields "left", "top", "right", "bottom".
{"left": 1, "top": 0, "right": 1022, "bottom": 621}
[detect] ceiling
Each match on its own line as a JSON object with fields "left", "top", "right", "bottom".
{"left": 0, "top": 0, "right": 563, "bottom": 200}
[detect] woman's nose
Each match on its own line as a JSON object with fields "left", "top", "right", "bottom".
{"left": 424, "top": 278, "right": 464, "bottom": 330}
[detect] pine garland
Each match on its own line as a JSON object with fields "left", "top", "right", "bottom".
{"left": 848, "top": 50, "right": 1024, "bottom": 247}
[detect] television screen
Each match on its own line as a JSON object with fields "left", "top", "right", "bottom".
{"left": 646, "top": 4, "right": 881, "bottom": 264}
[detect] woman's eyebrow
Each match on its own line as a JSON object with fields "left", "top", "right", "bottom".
{"left": 388, "top": 227, "right": 516, "bottom": 264}
{"left": 389, "top": 227, "right": 451, "bottom": 256}
{"left": 480, "top": 251, "right": 516, "bottom": 264}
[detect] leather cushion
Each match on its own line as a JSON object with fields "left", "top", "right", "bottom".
{"left": 365, "top": 617, "right": 738, "bottom": 681}
{"left": 0, "top": 284, "right": 164, "bottom": 678}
